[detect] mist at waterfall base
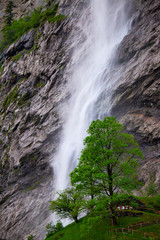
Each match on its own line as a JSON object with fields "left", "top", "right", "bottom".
{"left": 51, "top": 0, "right": 133, "bottom": 224}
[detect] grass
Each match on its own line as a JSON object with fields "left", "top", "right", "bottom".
{"left": 26, "top": 181, "right": 40, "bottom": 191}
{"left": 138, "top": 224, "right": 160, "bottom": 236}
{"left": 0, "top": 85, "right": 33, "bottom": 113}
{"left": 0, "top": 64, "right": 4, "bottom": 73}
{"left": 17, "top": 90, "right": 32, "bottom": 106}
{"left": 1, "top": 85, "right": 18, "bottom": 112}
{"left": 12, "top": 53, "right": 23, "bottom": 61}
{"left": 44, "top": 212, "right": 160, "bottom": 240}
{"left": 34, "top": 80, "right": 45, "bottom": 88}
{"left": 138, "top": 196, "right": 160, "bottom": 210}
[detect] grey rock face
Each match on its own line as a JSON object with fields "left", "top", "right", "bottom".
{"left": 0, "top": 30, "right": 35, "bottom": 62}
{"left": 0, "top": 0, "right": 85, "bottom": 239}
{"left": 111, "top": 0, "right": 160, "bottom": 187}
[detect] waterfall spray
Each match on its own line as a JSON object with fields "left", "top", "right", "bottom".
{"left": 52, "top": 0, "right": 133, "bottom": 212}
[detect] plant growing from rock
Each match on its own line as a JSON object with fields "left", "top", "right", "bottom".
{"left": 1, "top": 86, "right": 18, "bottom": 112}
{"left": 4, "top": 1, "right": 15, "bottom": 27}
{"left": 27, "top": 235, "right": 35, "bottom": 240}
{"left": 0, "top": 3, "right": 65, "bottom": 53}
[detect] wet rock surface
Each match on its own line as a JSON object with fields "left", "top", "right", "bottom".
{"left": 112, "top": 0, "right": 160, "bottom": 187}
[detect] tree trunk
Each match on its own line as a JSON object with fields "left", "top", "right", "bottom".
{"left": 110, "top": 205, "right": 118, "bottom": 226}
{"left": 111, "top": 214, "right": 118, "bottom": 226}
{"left": 74, "top": 216, "right": 78, "bottom": 223}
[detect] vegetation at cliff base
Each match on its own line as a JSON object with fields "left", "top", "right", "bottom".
{"left": 50, "top": 117, "right": 143, "bottom": 226}
{"left": 49, "top": 188, "right": 85, "bottom": 223}
{"left": 46, "top": 117, "right": 160, "bottom": 239}
{"left": 44, "top": 212, "right": 160, "bottom": 240}
{"left": 45, "top": 222, "right": 63, "bottom": 238}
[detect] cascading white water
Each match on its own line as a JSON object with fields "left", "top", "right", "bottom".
{"left": 52, "top": 0, "right": 133, "bottom": 197}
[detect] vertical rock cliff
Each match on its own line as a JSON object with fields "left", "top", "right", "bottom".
{"left": 0, "top": 0, "right": 159, "bottom": 239}
{"left": 0, "top": 1, "right": 86, "bottom": 239}
{"left": 112, "top": 0, "right": 160, "bottom": 188}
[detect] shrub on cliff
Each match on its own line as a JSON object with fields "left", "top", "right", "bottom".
{"left": 27, "top": 235, "right": 35, "bottom": 240}
{"left": 0, "top": 3, "right": 65, "bottom": 53}
{"left": 4, "top": 1, "right": 15, "bottom": 26}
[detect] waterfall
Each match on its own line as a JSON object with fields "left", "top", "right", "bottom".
{"left": 52, "top": 0, "right": 133, "bottom": 204}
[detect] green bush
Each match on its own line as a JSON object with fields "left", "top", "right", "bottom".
{"left": 27, "top": 235, "right": 34, "bottom": 240}
{"left": 153, "top": 195, "right": 160, "bottom": 209}
{"left": 45, "top": 221, "right": 63, "bottom": 238}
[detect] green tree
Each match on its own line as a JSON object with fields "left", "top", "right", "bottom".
{"left": 70, "top": 149, "right": 99, "bottom": 200}
{"left": 27, "top": 235, "right": 34, "bottom": 240}
{"left": 4, "top": 1, "right": 15, "bottom": 26}
{"left": 70, "top": 117, "right": 143, "bottom": 225}
{"left": 45, "top": 221, "right": 63, "bottom": 238}
{"left": 49, "top": 188, "right": 85, "bottom": 223}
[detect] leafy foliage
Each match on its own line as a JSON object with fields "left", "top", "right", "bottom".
{"left": 45, "top": 222, "right": 63, "bottom": 238}
{"left": 49, "top": 117, "right": 143, "bottom": 228}
{"left": 27, "top": 235, "right": 35, "bottom": 240}
{"left": 70, "top": 117, "right": 143, "bottom": 225}
{"left": 4, "top": 1, "right": 15, "bottom": 26}
{"left": 0, "top": 3, "right": 65, "bottom": 53}
{"left": 49, "top": 188, "right": 85, "bottom": 223}
{"left": 153, "top": 195, "right": 160, "bottom": 209}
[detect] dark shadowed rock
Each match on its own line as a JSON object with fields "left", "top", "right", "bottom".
{"left": 0, "top": 30, "right": 35, "bottom": 62}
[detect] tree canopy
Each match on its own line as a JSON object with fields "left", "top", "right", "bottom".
{"left": 50, "top": 117, "right": 143, "bottom": 226}
{"left": 49, "top": 188, "right": 85, "bottom": 223}
{"left": 70, "top": 116, "right": 143, "bottom": 224}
